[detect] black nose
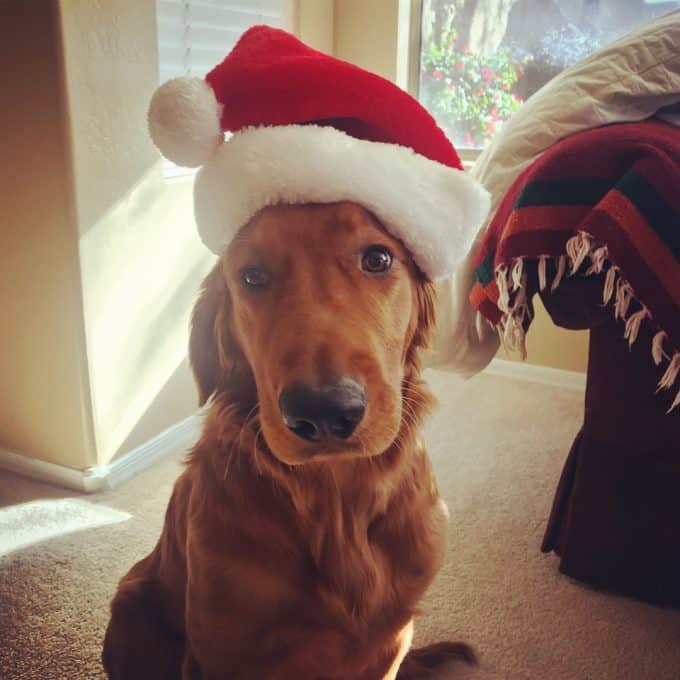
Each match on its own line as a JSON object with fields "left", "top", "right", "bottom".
{"left": 279, "top": 379, "right": 366, "bottom": 442}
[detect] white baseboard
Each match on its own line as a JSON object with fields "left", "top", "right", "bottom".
{"left": 0, "top": 413, "right": 202, "bottom": 494}
{"left": 484, "top": 358, "right": 586, "bottom": 391}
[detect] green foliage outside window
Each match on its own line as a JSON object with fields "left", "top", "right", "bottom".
{"left": 420, "top": 31, "right": 526, "bottom": 149}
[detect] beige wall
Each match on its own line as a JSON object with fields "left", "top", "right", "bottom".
{"left": 296, "top": 0, "right": 334, "bottom": 53}
{"left": 0, "top": 1, "right": 96, "bottom": 469}
{"left": 506, "top": 301, "right": 588, "bottom": 373}
{"left": 59, "top": 0, "right": 214, "bottom": 465}
{"left": 334, "top": 0, "right": 400, "bottom": 81}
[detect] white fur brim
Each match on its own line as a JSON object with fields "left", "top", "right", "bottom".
{"left": 194, "top": 125, "right": 490, "bottom": 281}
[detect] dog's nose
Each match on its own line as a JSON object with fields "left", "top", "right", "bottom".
{"left": 279, "top": 379, "right": 366, "bottom": 442}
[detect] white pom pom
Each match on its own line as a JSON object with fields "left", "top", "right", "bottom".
{"left": 147, "top": 77, "right": 223, "bottom": 168}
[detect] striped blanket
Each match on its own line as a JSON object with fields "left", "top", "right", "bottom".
{"left": 470, "top": 121, "right": 680, "bottom": 412}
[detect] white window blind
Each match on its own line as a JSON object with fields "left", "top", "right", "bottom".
{"left": 157, "top": 0, "right": 291, "bottom": 81}
{"left": 156, "top": 0, "right": 291, "bottom": 175}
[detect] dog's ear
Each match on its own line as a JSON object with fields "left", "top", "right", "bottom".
{"left": 405, "top": 270, "right": 437, "bottom": 372}
{"left": 412, "top": 273, "right": 437, "bottom": 352}
{"left": 189, "top": 262, "right": 235, "bottom": 406}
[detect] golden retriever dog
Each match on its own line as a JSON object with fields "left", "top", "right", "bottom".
{"left": 102, "top": 201, "right": 474, "bottom": 679}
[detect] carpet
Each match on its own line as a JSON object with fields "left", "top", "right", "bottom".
{"left": 1, "top": 370, "right": 679, "bottom": 679}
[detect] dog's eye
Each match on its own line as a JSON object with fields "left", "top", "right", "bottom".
{"left": 240, "top": 266, "right": 270, "bottom": 289}
{"left": 361, "top": 246, "right": 393, "bottom": 275}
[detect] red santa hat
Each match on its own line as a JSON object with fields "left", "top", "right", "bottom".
{"left": 148, "top": 26, "right": 489, "bottom": 281}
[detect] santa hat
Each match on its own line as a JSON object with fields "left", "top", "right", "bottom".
{"left": 148, "top": 26, "right": 489, "bottom": 281}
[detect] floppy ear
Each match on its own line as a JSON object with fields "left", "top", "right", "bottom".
{"left": 405, "top": 268, "right": 437, "bottom": 372}
{"left": 415, "top": 278, "right": 437, "bottom": 349}
{"left": 189, "top": 262, "right": 234, "bottom": 406}
{"left": 411, "top": 270, "right": 437, "bottom": 353}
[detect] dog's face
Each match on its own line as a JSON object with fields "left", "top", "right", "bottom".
{"left": 190, "top": 202, "right": 434, "bottom": 465}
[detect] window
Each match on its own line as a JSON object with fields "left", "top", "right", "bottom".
{"left": 156, "top": 0, "right": 292, "bottom": 176}
{"left": 416, "top": 0, "right": 680, "bottom": 154}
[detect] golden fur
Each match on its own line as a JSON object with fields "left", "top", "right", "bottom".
{"left": 102, "top": 202, "right": 474, "bottom": 679}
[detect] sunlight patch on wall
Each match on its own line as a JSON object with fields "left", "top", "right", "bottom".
{"left": 0, "top": 498, "right": 131, "bottom": 557}
{"left": 78, "top": 167, "right": 214, "bottom": 465}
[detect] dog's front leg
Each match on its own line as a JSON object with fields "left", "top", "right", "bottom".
{"left": 351, "top": 619, "right": 414, "bottom": 680}
{"left": 103, "top": 575, "right": 185, "bottom": 680}
{"left": 184, "top": 612, "right": 345, "bottom": 680}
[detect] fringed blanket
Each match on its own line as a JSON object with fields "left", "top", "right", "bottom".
{"left": 470, "top": 121, "right": 680, "bottom": 412}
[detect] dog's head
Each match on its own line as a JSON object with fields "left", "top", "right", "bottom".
{"left": 190, "top": 202, "right": 435, "bottom": 465}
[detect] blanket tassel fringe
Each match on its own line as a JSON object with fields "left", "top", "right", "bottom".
{"left": 493, "top": 231, "right": 680, "bottom": 413}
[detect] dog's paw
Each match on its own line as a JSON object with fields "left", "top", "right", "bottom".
{"left": 397, "top": 641, "right": 477, "bottom": 678}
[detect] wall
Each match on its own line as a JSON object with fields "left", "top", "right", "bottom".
{"left": 296, "top": 0, "right": 334, "bottom": 53}
{"left": 334, "top": 0, "right": 401, "bottom": 81}
{"left": 59, "top": 0, "right": 214, "bottom": 466}
{"left": 0, "top": 0, "right": 96, "bottom": 469}
{"left": 511, "top": 301, "right": 588, "bottom": 373}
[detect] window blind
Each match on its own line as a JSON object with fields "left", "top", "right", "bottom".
{"left": 157, "top": 0, "right": 290, "bottom": 82}
{"left": 156, "top": 0, "right": 291, "bottom": 175}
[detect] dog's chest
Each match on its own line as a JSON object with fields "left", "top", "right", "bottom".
{"left": 306, "top": 508, "right": 435, "bottom": 631}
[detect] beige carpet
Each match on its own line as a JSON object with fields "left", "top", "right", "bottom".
{"left": 1, "top": 370, "right": 679, "bottom": 679}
